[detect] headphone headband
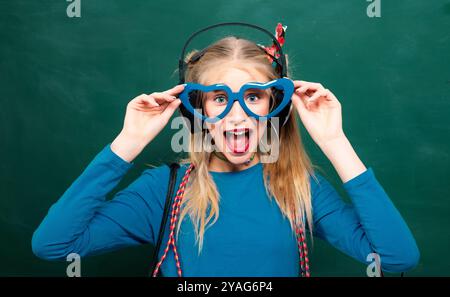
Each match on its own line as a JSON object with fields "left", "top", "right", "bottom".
{"left": 178, "top": 22, "right": 288, "bottom": 83}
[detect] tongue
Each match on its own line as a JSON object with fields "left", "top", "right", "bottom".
{"left": 225, "top": 133, "right": 249, "bottom": 153}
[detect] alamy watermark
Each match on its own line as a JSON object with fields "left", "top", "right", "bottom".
{"left": 170, "top": 113, "right": 281, "bottom": 163}
{"left": 66, "top": 253, "right": 81, "bottom": 277}
{"left": 66, "top": 0, "right": 81, "bottom": 18}
{"left": 366, "top": 0, "right": 381, "bottom": 18}
{"left": 366, "top": 253, "right": 382, "bottom": 277}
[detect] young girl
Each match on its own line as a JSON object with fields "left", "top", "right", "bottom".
{"left": 32, "top": 25, "right": 420, "bottom": 277}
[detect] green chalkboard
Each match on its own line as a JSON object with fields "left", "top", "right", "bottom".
{"left": 0, "top": 0, "right": 449, "bottom": 276}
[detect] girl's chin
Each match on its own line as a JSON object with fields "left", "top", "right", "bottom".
{"left": 220, "top": 153, "right": 255, "bottom": 165}
{"left": 224, "top": 150, "right": 252, "bottom": 159}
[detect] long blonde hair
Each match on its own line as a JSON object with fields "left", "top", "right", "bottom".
{"left": 175, "top": 36, "right": 315, "bottom": 255}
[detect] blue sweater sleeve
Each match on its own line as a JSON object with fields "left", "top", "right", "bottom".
{"left": 31, "top": 143, "right": 170, "bottom": 261}
{"left": 310, "top": 168, "right": 420, "bottom": 273}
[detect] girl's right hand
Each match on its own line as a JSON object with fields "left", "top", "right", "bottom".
{"left": 111, "top": 84, "right": 185, "bottom": 162}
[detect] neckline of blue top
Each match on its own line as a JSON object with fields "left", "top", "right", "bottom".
{"left": 208, "top": 162, "right": 262, "bottom": 176}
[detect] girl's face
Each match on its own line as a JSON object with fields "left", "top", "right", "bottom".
{"left": 203, "top": 67, "right": 270, "bottom": 165}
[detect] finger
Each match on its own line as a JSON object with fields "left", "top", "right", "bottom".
{"left": 294, "top": 84, "right": 325, "bottom": 101}
{"left": 306, "top": 89, "right": 330, "bottom": 103}
{"left": 304, "top": 89, "right": 332, "bottom": 110}
{"left": 291, "top": 92, "right": 307, "bottom": 115}
{"left": 295, "top": 90, "right": 311, "bottom": 107}
{"left": 137, "top": 94, "right": 159, "bottom": 107}
{"left": 162, "top": 84, "right": 186, "bottom": 96}
{"left": 293, "top": 80, "right": 324, "bottom": 90}
{"left": 294, "top": 85, "right": 311, "bottom": 95}
{"left": 297, "top": 91, "right": 310, "bottom": 104}
{"left": 160, "top": 99, "right": 182, "bottom": 122}
{"left": 324, "top": 89, "right": 339, "bottom": 102}
{"left": 150, "top": 92, "right": 178, "bottom": 104}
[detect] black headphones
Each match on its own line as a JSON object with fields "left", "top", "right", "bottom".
{"left": 177, "top": 22, "right": 293, "bottom": 133}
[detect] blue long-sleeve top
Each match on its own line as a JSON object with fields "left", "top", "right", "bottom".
{"left": 31, "top": 143, "right": 420, "bottom": 276}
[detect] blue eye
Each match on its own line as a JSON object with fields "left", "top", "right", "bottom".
{"left": 245, "top": 93, "right": 259, "bottom": 103}
{"left": 214, "top": 95, "right": 227, "bottom": 104}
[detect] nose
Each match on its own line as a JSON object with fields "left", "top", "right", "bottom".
{"left": 226, "top": 100, "right": 248, "bottom": 125}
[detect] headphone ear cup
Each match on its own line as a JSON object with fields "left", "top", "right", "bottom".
{"left": 178, "top": 91, "right": 204, "bottom": 134}
{"left": 178, "top": 103, "right": 194, "bottom": 133}
{"left": 274, "top": 88, "right": 284, "bottom": 104}
{"left": 270, "top": 87, "right": 291, "bottom": 128}
{"left": 278, "top": 102, "right": 292, "bottom": 127}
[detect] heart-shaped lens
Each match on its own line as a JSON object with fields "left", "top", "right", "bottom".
{"left": 241, "top": 85, "right": 286, "bottom": 117}
{"left": 186, "top": 89, "right": 228, "bottom": 119}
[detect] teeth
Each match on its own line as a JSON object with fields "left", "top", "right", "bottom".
{"left": 226, "top": 131, "right": 247, "bottom": 136}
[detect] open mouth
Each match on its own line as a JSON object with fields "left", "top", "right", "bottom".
{"left": 223, "top": 128, "right": 252, "bottom": 154}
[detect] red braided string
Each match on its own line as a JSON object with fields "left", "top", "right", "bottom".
{"left": 152, "top": 163, "right": 195, "bottom": 277}
{"left": 296, "top": 225, "right": 311, "bottom": 277}
{"left": 152, "top": 163, "right": 311, "bottom": 277}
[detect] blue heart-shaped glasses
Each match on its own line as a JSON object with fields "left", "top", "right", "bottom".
{"left": 179, "top": 77, "right": 294, "bottom": 123}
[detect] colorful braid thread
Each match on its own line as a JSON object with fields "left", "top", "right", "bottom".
{"left": 152, "top": 163, "right": 311, "bottom": 277}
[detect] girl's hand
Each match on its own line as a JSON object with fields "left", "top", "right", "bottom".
{"left": 111, "top": 84, "right": 185, "bottom": 162}
{"left": 291, "top": 80, "right": 345, "bottom": 148}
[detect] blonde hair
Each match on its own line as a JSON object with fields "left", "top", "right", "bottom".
{"left": 175, "top": 36, "right": 315, "bottom": 254}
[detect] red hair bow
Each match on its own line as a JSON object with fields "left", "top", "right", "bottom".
{"left": 258, "top": 23, "right": 287, "bottom": 64}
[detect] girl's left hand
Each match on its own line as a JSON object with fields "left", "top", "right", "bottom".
{"left": 291, "top": 80, "right": 345, "bottom": 147}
